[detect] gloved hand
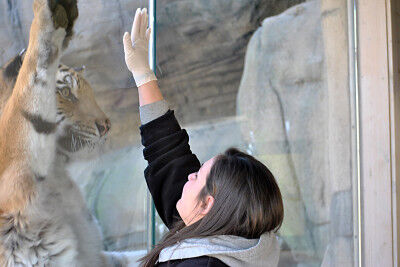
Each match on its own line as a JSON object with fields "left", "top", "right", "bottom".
{"left": 123, "top": 8, "right": 157, "bottom": 87}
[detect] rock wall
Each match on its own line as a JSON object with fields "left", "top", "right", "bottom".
{"left": 155, "top": 0, "right": 306, "bottom": 125}
{"left": 0, "top": 0, "right": 304, "bottom": 150}
{"left": 237, "top": 0, "right": 353, "bottom": 265}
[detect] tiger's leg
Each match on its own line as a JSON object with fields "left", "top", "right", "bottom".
{"left": 0, "top": 0, "right": 78, "bottom": 225}
{"left": 0, "top": 1, "right": 79, "bottom": 265}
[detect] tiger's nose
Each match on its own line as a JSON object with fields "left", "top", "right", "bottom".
{"left": 95, "top": 118, "right": 111, "bottom": 137}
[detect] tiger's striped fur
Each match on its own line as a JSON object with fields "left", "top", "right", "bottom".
{"left": 0, "top": 1, "right": 137, "bottom": 266}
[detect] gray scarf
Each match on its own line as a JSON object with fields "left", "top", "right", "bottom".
{"left": 158, "top": 232, "right": 280, "bottom": 266}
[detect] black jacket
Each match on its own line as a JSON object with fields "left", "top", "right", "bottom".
{"left": 140, "top": 110, "right": 228, "bottom": 267}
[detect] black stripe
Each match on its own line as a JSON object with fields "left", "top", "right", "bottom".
{"left": 33, "top": 73, "right": 48, "bottom": 87}
{"left": 35, "top": 174, "right": 45, "bottom": 182}
{"left": 57, "top": 116, "right": 65, "bottom": 124}
{"left": 2, "top": 225, "right": 13, "bottom": 236}
{"left": 2, "top": 54, "right": 23, "bottom": 80}
{"left": 22, "top": 111, "right": 57, "bottom": 134}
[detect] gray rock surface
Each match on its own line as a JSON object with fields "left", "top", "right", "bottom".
{"left": 155, "top": 0, "right": 305, "bottom": 125}
{"left": 237, "top": 0, "right": 353, "bottom": 264}
{"left": 0, "top": 0, "right": 304, "bottom": 150}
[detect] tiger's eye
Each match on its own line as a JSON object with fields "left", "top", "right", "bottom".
{"left": 61, "top": 87, "right": 70, "bottom": 97}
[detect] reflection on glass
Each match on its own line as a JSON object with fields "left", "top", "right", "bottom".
{"left": 0, "top": 0, "right": 150, "bottom": 253}
{"left": 155, "top": 0, "right": 355, "bottom": 266}
{"left": 0, "top": 0, "right": 357, "bottom": 264}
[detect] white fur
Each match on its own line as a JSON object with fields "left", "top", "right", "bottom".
{"left": 28, "top": 129, "right": 56, "bottom": 178}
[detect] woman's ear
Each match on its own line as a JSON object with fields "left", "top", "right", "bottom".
{"left": 200, "top": 195, "right": 215, "bottom": 215}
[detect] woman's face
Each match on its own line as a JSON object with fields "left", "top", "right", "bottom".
{"left": 176, "top": 156, "right": 216, "bottom": 225}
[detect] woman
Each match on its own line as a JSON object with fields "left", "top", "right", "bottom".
{"left": 123, "top": 8, "right": 284, "bottom": 267}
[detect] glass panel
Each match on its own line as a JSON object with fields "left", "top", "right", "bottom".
{"left": 155, "top": 0, "right": 357, "bottom": 266}
{"left": 0, "top": 0, "right": 150, "bottom": 253}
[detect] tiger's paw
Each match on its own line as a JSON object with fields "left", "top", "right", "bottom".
{"left": 48, "top": 0, "right": 78, "bottom": 35}
{"left": 33, "top": 0, "right": 78, "bottom": 37}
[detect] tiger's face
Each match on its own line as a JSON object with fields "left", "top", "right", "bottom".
{"left": 55, "top": 64, "right": 111, "bottom": 158}
{"left": 0, "top": 53, "right": 111, "bottom": 160}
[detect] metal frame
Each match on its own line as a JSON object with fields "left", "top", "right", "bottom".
{"left": 357, "top": 0, "right": 398, "bottom": 265}
{"left": 147, "top": 0, "right": 157, "bottom": 250}
{"left": 387, "top": 0, "right": 400, "bottom": 265}
{"left": 348, "top": 0, "right": 361, "bottom": 266}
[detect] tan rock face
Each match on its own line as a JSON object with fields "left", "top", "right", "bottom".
{"left": 237, "top": 0, "right": 353, "bottom": 265}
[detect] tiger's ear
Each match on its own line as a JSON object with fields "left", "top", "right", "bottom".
{"left": 19, "top": 48, "right": 26, "bottom": 62}
{"left": 73, "top": 65, "right": 86, "bottom": 75}
{"left": 0, "top": 48, "right": 26, "bottom": 94}
{"left": 2, "top": 49, "right": 26, "bottom": 81}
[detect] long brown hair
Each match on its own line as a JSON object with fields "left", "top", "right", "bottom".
{"left": 140, "top": 148, "right": 284, "bottom": 266}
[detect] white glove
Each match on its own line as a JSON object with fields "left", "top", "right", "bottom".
{"left": 123, "top": 8, "right": 157, "bottom": 87}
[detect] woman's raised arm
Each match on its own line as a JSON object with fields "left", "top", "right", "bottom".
{"left": 137, "top": 80, "right": 164, "bottom": 107}
{"left": 123, "top": 8, "right": 201, "bottom": 228}
{"left": 122, "top": 8, "right": 162, "bottom": 106}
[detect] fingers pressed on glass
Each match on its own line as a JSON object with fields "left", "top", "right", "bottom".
{"left": 132, "top": 8, "right": 142, "bottom": 42}
{"left": 140, "top": 8, "right": 148, "bottom": 38}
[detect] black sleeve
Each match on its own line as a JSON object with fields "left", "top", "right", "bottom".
{"left": 159, "top": 256, "right": 228, "bottom": 267}
{"left": 140, "top": 110, "right": 201, "bottom": 229}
